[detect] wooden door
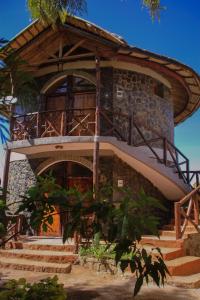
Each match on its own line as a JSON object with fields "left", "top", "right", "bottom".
{"left": 39, "top": 206, "right": 61, "bottom": 237}
{"left": 73, "top": 93, "right": 96, "bottom": 135}
{"left": 67, "top": 177, "right": 93, "bottom": 192}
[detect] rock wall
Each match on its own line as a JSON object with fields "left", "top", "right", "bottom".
{"left": 112, "top": 156, "right": 173, "bottom": 225}
{"left": 112, "top": 69, "right": 174, "bottom": 144}
{"left": 7, "top": 160, "right": 37, "bottom": 213}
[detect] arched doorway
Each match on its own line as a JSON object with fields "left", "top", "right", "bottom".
{"left": 39, "top": 161, "right": 93, "bottom": 237}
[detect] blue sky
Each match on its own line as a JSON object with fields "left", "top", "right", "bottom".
{"left": 0, "top": 0, "right": 200, "bottom": 169}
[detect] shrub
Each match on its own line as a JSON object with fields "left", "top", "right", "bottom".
{"left": 0, "top": 276, "right": 67, "bottom": 300}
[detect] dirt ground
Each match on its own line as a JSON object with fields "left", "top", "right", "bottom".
{"left": 0, "top": 265, "right": 200, "bottom": 300}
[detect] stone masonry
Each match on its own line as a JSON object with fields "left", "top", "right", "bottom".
{"left": 112, "top": 69, "right": 174, "bottom": 145}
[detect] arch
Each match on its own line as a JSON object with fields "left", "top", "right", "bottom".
{"left": 36, "top": 154, "right": 93, "bottom": 175}
{"left": 41, "top": 70, "right": 96, "bottom": 94}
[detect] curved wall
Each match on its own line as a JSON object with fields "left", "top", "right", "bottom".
{"left": 112, "top": 69, "right": 174, "bottom": 144}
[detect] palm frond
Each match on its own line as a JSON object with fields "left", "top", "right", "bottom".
{"left": 27, "top": 0, "right": 87, "bottom": 25}
{"left": 0, "top": 116, "right": 9, "bottom": 144}
{"left": 142, "top": 0, "right": 164, "bottom": 20}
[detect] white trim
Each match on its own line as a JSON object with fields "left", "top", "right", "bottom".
{"left": 36, "top": 154, "right": 93, "bottom": 175}
{"left": 41, "top": 70, "right": 96, "bottom": 94}
{"left": 36, "top": 61, "right": 171, "bottom": 89}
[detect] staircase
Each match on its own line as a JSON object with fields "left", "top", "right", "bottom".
{"left": 141, "top": 227, "right": 200, "bottom": 288}
{"left": 0, "top": 238, "right": 77, "bottom": 274}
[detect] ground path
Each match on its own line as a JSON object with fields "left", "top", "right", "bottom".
{"left": 0, "top": 265, "right": 200, "bottom": 299}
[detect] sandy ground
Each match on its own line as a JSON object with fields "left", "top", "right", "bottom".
{"left": 0, "top": 265, "right": 200, "bottom": 300}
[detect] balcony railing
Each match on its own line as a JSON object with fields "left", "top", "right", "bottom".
{"left": 11, "top": 108, "right": 200, "bottom": 188}
{"left": 11, "top": 108, "right": 96, "bottom": 140}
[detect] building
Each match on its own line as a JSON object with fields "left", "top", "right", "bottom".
{"left": 4, "top": 15, "right": 200, "bottom": 238}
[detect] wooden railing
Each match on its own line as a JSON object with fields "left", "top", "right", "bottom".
{"left": 175, "top": 185, "right": 200, "bottom": 239}
{"left": 11, "top": 108, "right": 199, "bottom": 187}
{"left": 1, "top": 215, "right": 24, "bottom": 247}
{"left": 100, "top": 110, "right": 194, "bottom": 187}
{"left": 11, "top": 108, "right": 96, "bottom": 140}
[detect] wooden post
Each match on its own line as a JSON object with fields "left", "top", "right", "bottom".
{"left": 2, "top": 148, "right": 11, "bottom": 200}
{"left": 186, "top": 159, "right": 190, "bottom": 184}
{"left": 128, "top": 114, "right": 132, "bottom": 145}
{"left": 194, "top": 195, "right": 199, "bottom": 226}
{"left": 175, "top": 202, "right": 181, "bottom": 239}
{"left": 93, "top": 56, "right": 101, "bottom": 199}
{"left": 163, "top": 138, "right": 167, "bottom": 166}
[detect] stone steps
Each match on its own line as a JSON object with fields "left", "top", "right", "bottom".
{"left": 0, "top": 257, "right": 72, "bottom": 273}
{"left": 0, "top": 249, "right": 78, "bottom": 264}
{"left": 166, "top": 256, "right": 200, "bottom": 276}
{"left": 168, "top": 273, "right": 200, "bottom": 289}
{"left": 143, "top": 245, "right": 184, "bottom": 261}
{"left": 141, "top": 235, "right": 185, "bottom": 248}
{"left": 9, "top": 240, "right": 76, "bottom": 252}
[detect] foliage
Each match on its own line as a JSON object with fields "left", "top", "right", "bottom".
{"left": 0, "top": 38, "right": 38, "bottom": 143}
{"left": 27, "top": 0, "right": 163, "bottom": 25}
{"left": 142, "top": 0, "right": 164, "bottom": 20}
{"left": 0, "top": 188, "right": 8, "bottom": 240}
{"left": 27, "top": 0, "right": 87, "bottom": 25}
{"left": 0, "top": 276, "right": 67, "bottom": 300}
{"left": 79, "top": 242, "right": 116, "bottom": 261}
{"left": 18, "top": 174, "right": 169, "bottom": 296}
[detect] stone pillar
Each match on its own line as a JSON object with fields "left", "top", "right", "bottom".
{"left": 7, "top": 160, "right": 37, "bottom": 213}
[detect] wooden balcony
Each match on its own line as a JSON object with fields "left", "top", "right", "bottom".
{"left": 11, "top": 108, "right": 97, "bottom": 141}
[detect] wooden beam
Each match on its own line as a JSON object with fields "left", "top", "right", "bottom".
{"left": 31, "top": 52, "right": 95, "bottom": 66}
{"left": 63, "top": 24, "right": 119, "bottom": 49}
{"left": 63, "top": 39, "right": 85, "bottom": 57}
{"left": 93, "top": 56, "right": 101, "bottom": 199}
{"left": 59, "top": 36, "right": 63, "bottom": 58}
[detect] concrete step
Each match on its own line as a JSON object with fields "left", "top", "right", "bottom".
{"left": 10, "top": 241, "right": 76, "bottom": 252}
{"left": 0, "top": 257, "right": 72, "bottom": 273}
{"left": 159, "top": 230, "right": 188, "bottom": 238}
{"left": 166, "top": 256, "right": 200, "bottom": 276}
{"left": 163, "top": 225, "right": 199, "bottom": 234}
{"left": 143, "top": 245, "right": 184, "bottom": 261}
{"left": 168, "top": 273, "right": 200, "bottom": 289}
{"left": 141, "top": 235, "right": 185, "bottom": 249}
{"left": 0, "top": 249, "right": 78, "bottom": 264}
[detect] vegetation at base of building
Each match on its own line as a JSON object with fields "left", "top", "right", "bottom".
{"left": 17, "top": 174, "right": 169, "bottom": 296}
{"left": 0, "top": 276, "right": 67, "bottom": 300}
{"left": 0, "top": 188, "right": 8, "bottom": 241}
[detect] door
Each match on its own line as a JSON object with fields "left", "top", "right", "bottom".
{"left": 39, "top": 206, "right": 61, "bottom": 237}
{"left": 73, "top": 93, "right": 96, "bottom": 135}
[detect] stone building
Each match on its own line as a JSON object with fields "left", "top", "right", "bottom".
{"left": 4, "top": 15, "right": 200, "bottom": 237}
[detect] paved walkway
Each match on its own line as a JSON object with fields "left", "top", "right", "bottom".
{"left": 0, "top": 266, "right": 200, "bottom": 299}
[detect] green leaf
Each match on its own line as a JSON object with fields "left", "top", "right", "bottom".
{"left": 134, "top": 275, "right": 143, "bottom": 297}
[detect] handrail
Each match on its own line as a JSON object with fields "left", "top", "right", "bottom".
{"left": 1, "top": 215, "right": 24, "bottom": 247}
{"left": 175, "top": 185, "right": 200, "bottom": 239}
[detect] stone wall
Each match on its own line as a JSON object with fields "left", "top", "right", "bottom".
{"left": 112, "top": 69, "right": 174, "bottom": 144}
{"left": 7, "top": 160, "right": 37, "bottom": 213}
{"left": 112, "top": 156, "right": 173, "bottom": 225}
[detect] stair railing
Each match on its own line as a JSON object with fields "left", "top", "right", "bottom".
{"left": 1, "top": 215, "right": 24, "bottom": 247}
{"left": 100, "top": 110, "right": 195, "bottom": 187}
{"left": 175, "top": 185, "right": 200, "bottom": 239}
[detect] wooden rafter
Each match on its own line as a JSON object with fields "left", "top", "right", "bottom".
{"left": 31, "top": 52, "right": 95, "bottom": 66}
{"left": 63, "top": 39, "right": 86, "bottom": 58}
{"left": 59, "top": 36, "right": 63, "bottom": 58}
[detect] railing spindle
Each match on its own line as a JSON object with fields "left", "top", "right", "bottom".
{"left": 175, "top": 202, "right": 181, "bottom": 239}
